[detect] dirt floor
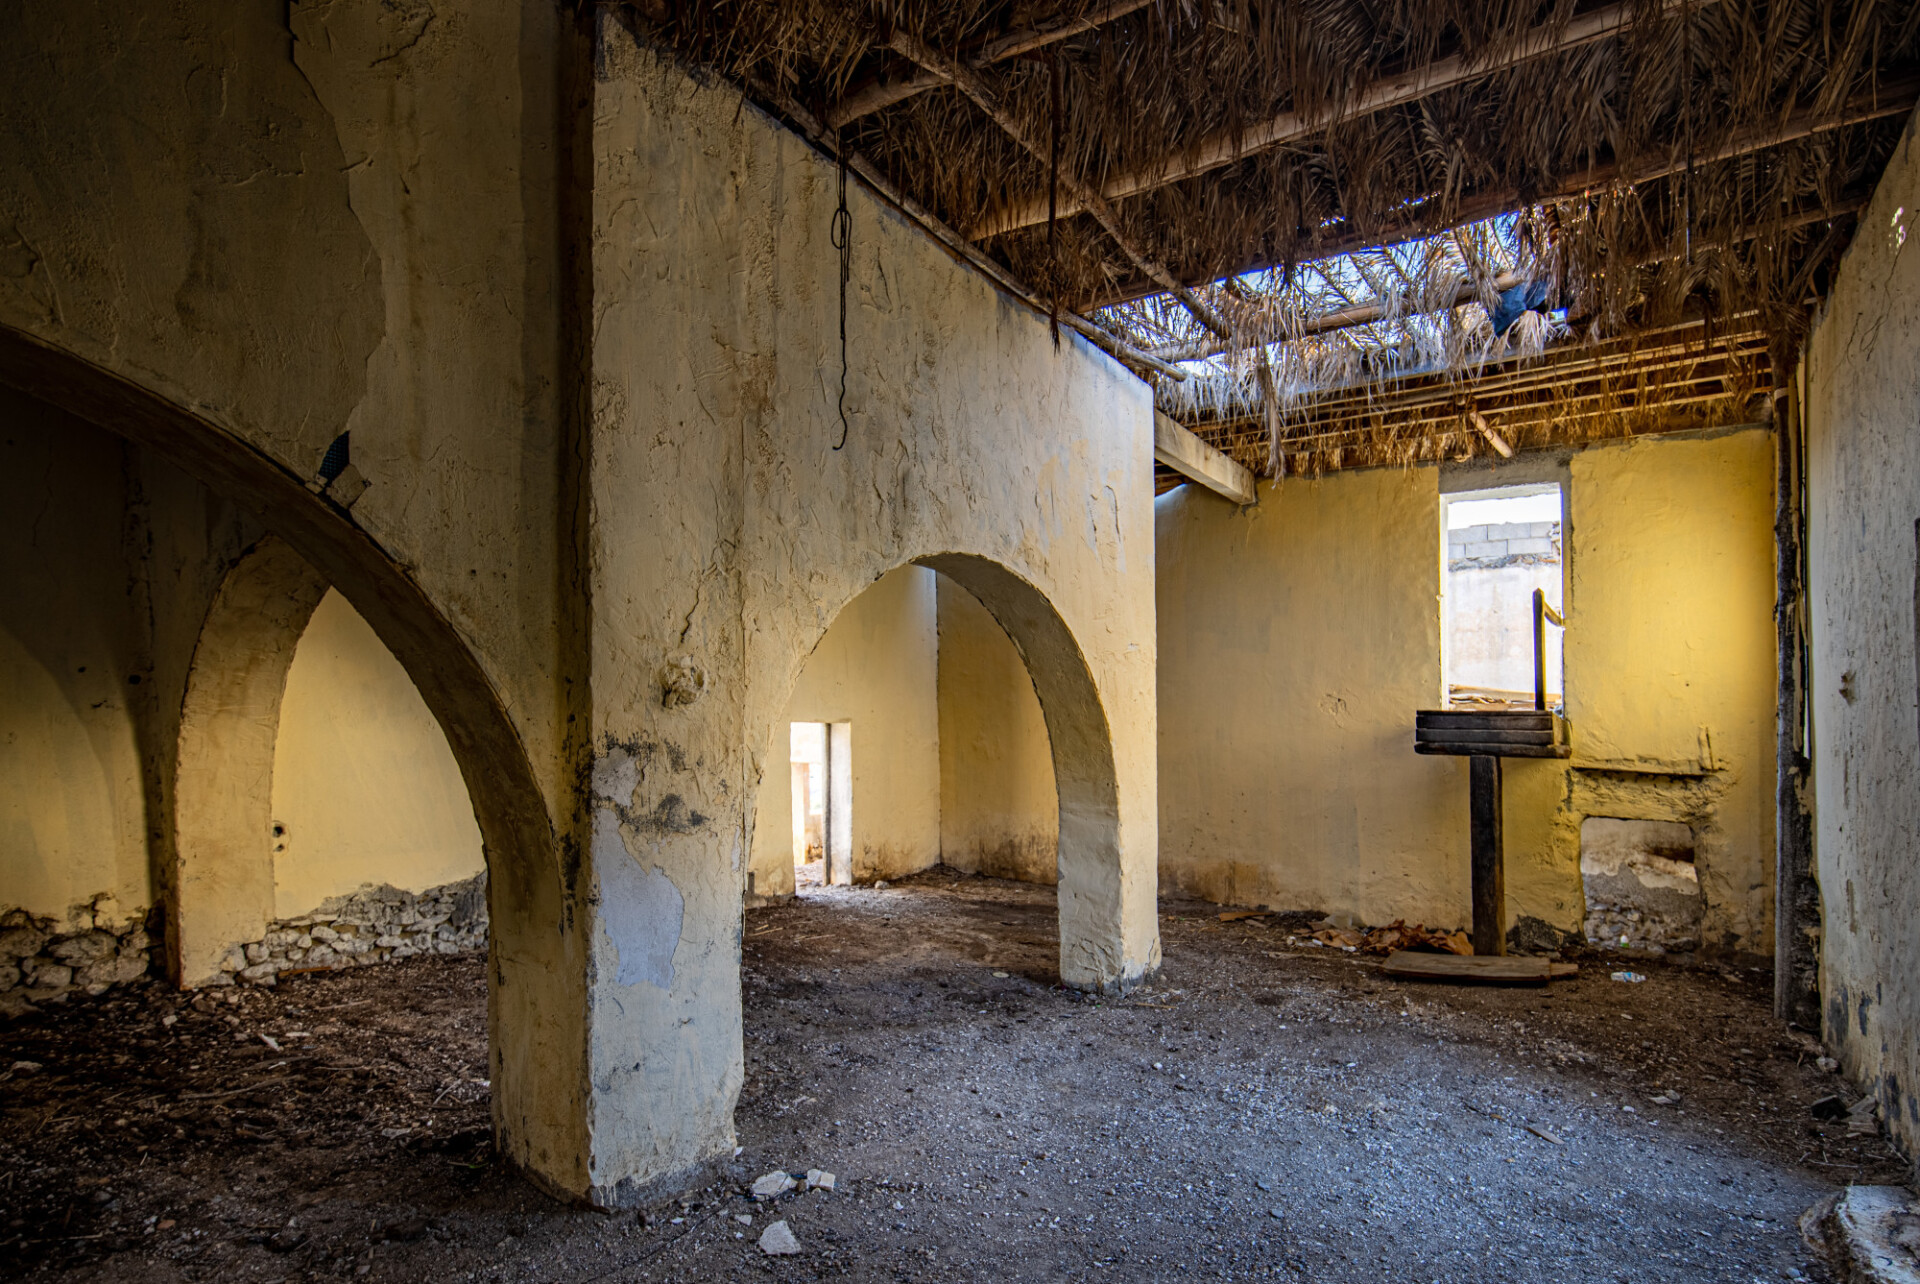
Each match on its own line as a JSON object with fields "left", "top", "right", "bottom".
{"left": 2, "top": 870, "right": 1909, "bottom": 1282}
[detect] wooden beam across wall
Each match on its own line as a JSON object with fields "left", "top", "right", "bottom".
{"left": 735, "top": 69, "right": 1188, "bottom": 383}
{"left": 887, "top": 26, "right": 1236, "bottom": 339}
{"left": 1085, "top": 82, "right": 1909, "bottom": 313}
{"left": 1154, "top": 410, "right": 1257, "bottom": 503}
{"left": 973, "top": 0, "right": 1687, "bottom": 239}
{"left": 826, "top": 0, "right": 1154, "bottom": 128}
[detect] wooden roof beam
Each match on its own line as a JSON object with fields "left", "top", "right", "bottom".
{"left": 826, "top": 0, "right": 1155, "bottom": 130}
{"left": 887, "top": 25, "right": 1237, "bottom": 340}
{"left": 742, "top": 71, "right": 1187, "bottom": 384}
{"left": 1155, "top": 411, "right": 1257, "bottom": 503}
{"left": 973, "top": 0, "right": 1689, "bottom": 239}
{"left": 1145, "top": 188, "right": 1870, "bottom": 364}
{"left": 1086, "top": 74, "right": 1916, "bottom": 312}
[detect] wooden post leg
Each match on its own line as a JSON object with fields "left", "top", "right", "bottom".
{"left": 1469, "top": 754, "right": 1506, "bottom": 956}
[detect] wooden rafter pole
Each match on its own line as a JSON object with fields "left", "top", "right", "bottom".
{"left": 826, "top": 0, "right": 1154, "bottom": 129}
{"left": 741, "top": 72, "right": 1187, "bottom": 383}
{"left": 973, "top": 0, "right": 1692, "bottom": 239}
{"left": 1144, "top": 191, "right": 1868, "bottom": 363}
{"left": 885, "top": 25, "right": 1236, "bottom": 340}
{"left": 1088, "top": 76, "right": 1917, "bottom": 311}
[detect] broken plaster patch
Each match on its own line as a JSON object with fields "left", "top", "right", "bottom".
{"left": 592, "top": 748, "right": 641, "bottom": 807}
{"left": 593, "top": 808, "right": 684, "bottom": 990}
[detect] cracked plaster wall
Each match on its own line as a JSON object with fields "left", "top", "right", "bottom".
{"left": 0, "top": 0, "right": 588, "bottom": 1197}
{"left": 1157, "top": 429, "right": 1776, "bottom": 954}
{"left": 1804, "top": 104, "right": 1920, "bottom": 1172}
{"left": 586, "top": 28, "right": 1159, "bottom": 1200}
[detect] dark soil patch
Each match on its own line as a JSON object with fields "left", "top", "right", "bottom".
{"left": 1, "top": 871, "right": 1904, "bottom": 1281}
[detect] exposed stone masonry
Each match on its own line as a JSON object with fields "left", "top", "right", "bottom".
{"left": 225, "top": 873, "right": 489, "bottom": 987}
{"left": 0, "top": 896, "right": 156, "bottom": 1018}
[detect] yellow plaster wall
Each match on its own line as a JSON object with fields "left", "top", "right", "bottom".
{"left": 1558, "top": 432, "right": 1778, "bottom": 951}
{"left": 1157, "top": 430, "right": 1776, "bottom": 951}
{"left": 1156, "top": 466, "right": 1469, "bottom": 924}
{"left": 270, "top": 590, "right": 484, "bottom": 917}
{"left": 0, "top": 402, "right": 149, "bottom": 927}
{"left": 937, "top": 576, "right": 1059, "bottom": 883}
{"left": 747, "top": 567, "right": 942, "bottom": 897}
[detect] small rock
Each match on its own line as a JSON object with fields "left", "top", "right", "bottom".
{"left": 12, "top": 1060, "right": 44, "bottom": 1074}
{"left": 735, "top": 1213, "right": 753, "bottom": 1226}
{"left": 751, "top": 1170, "right": 797, "bottom": 1200}
{"left": 804, "top": 1169, "right": 836, "bottom": 1191}
{"left": 1816, "top": 1055, "right": 1839, "bottom": 1073}
{"left": 758, "top": 1220, "right": 801, "bottom": 1255}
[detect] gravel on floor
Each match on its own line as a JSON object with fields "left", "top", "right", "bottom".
{"left": 1, "top": 869, "right": 1906, "bottom": 1282}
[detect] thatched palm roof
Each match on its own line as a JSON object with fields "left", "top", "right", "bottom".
{"left": 628, "top": 0, "right": 1918, "bottom": 476}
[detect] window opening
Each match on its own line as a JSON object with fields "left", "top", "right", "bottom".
{"left": 1442, "top": 484, "right": 1565, "bottom": 709}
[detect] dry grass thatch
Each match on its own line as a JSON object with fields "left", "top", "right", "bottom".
{"left": 625, "top": 0, "right": 1918, "bottom": 472}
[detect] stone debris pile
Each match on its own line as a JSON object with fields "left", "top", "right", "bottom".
{"left": 227, "top": 873, "right": 488, "bottom": 986}
{"left": 0, "top": 898, "right": 155, "bottom": 1017}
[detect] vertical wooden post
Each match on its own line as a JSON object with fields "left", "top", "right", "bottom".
{"left": 1469, "top": 754, "right": 1506, "bottom": 956}
{"left": 1532, "top": 588, "right": 1547, "bottom": 712}
{"left": 1773, "top": 366, "right": 1820, "bottom": 1025}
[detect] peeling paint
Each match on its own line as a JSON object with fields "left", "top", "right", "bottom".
{"left": 593, "top": 809, "right": 684, "bottom": 990}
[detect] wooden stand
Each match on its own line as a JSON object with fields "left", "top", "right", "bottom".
{"left": 1415, "top": 709, "right": 1567, "bottom": 959}
{"left": 1469, "top": 754, "right": 1505, "bottom": 956}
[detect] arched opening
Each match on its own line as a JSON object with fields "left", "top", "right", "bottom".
{"left": 744, "top": 555, "right": 1123, "bottom": 990}
{"left": 267, "top": 589, "right": 487, "bottom": 955}
{"left": 174, "top": 544, "right": 490, "bottom": 988}
{"left": 0, "top": 322, "right": 577, "bottom": 1188}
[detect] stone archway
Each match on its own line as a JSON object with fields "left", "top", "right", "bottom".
{"left": 747, "top": 554, "right": 1154, "bottom": 993}
{"left": 0, "top": 322, "right": 587, "bottom": 1199}
{"left": 913, "top": 553, "right": 1152, "bottom": 993}
{"left": 171, "top": 536, "right": 331, "bottom": 988}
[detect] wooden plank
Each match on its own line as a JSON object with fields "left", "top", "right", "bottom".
{"left": 1469, "top": 755, "right": 1505, "bottom": 957}
{"left": 1415, "top": 728, "right": 1557, "bottom": 746}
{"left": 1154, "top": 411, "right": 1257, "bottom": 504}
{"left": 1382, "top": 950, "right": 1549, "bottom": 984}
{"left": 1416, "top": 710, "right": 1555, "bottom": 729}
{"left": 887, "top": 27, "right": 1234, "bottom": 340}
{"left": 1417, "top": 741, "right": 1570, "bottom": 758}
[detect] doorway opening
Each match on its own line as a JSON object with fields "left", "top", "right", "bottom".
{"left": 788, "top": 720, "right": 850, "bottom": 889}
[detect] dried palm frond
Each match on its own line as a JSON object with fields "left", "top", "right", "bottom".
{"left": 624, "top": 0, "right": 1916, "bottom": 472}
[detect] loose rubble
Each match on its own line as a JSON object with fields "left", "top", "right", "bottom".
{"left": 757, "top": 1220, "right": 801, "bottom": 1255}
{"left": 222, "top": 874, "right": 487, "bottom": 987}
{"left": 0, "top": 898, "right": 156, "bottom": 1017}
